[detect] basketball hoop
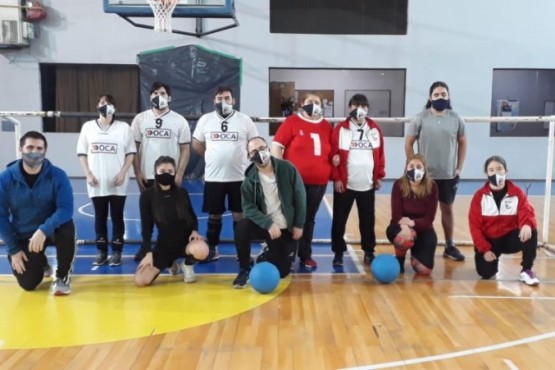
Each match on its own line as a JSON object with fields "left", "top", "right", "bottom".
{"left": 147, "top": 0, "right": 179, "bottom": 33}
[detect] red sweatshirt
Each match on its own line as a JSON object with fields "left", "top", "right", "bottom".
{"left": 389, "top": 180, "right": 438, "bottom": 232}
{"left": 468, "top": 180, "right": 536, "bottom": 253}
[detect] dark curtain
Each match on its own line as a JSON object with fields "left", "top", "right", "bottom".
{"left": 54, "top": 65, "right": 139, "bottom": 132}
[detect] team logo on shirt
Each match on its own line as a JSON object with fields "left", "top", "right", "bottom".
{"left": 350, "top": 140, "right": 373, "bottom": 150}
{"left": 210, "top": 132, "right": 238, "bottom": 141}
{"left": 145, "top": 128, "right": 171, "bottom": 139}
{"left": 91, "top": 142, "right": 117, "bottom": 154}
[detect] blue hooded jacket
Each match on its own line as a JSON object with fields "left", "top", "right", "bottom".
{"left": 0, "top": 159, "right": 74, "bottom": 255}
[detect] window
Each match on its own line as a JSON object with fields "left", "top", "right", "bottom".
{"left": 40, "top": 63, "right": 140, "bottom": 132}
{"left": 270, "top": 0, "right": 408, "bottom": 35}
{"left": 269, "top": 68, "right": 406, "bottom": 136}
{"left": 491, "top": 69, "right": 555, "bottom": 137}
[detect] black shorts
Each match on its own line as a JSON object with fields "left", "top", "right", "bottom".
{"left": 152, "top": 247, "right": 184, "bottom": 271}
{"left": 434, "top": 176, "right": 459, "bottom": 205}
{"left": 202, "top": 181, "right": 243, "bottom": 214}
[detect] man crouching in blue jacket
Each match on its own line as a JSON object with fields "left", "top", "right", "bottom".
{"left": 0, "top": 131, "right": 75, "bottom": 296}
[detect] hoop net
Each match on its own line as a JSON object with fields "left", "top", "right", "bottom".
{"left": 147, "top": 0, "right": 179, "bottom": 33}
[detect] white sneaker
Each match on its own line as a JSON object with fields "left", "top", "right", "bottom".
{"left": 519, "top": 270, "right": 540, "bottom": 286}
{"left": 182, "top": 263, "right": 196, "bottom": 283}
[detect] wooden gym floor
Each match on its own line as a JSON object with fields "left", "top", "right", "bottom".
{"left": 0, "top": 193, "right": 554, "bottom": 369}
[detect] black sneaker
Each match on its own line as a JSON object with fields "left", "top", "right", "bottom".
{"left": 93, "top": 251, "right": 108, "bottom": 266}
{"left": 332, "top": 253, "right": 343, "bottom": 267}
{"left": 443, "top": 246, "right": 465, "bottom": 261}
{"left": 364, "top": 252, "right": 375, "bottom": 265}
{"left": 232, "top": 268, "right": 250, "bottom": 289}
{"left": 109, "top": 251, "right": 122, "bottom": 266}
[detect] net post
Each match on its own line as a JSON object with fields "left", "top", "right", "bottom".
{"left": 542, "top": 117, "right": 555, "bottom": 246}
{"left": 2, "top": 116, "right": 22, "bottom": 160}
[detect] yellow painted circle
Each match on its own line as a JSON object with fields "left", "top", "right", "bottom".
{"left": 0, "top": 275, "right": 290, "bottom": 349}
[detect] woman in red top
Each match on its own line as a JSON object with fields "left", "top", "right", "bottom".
{"left": 271, "top": 92, "right": 333, "bottom": 269}
{"left": 387, "top": 154, "right": 438, "bottom": 274}
{"left": 469, "top": 155, "right": 539, "bottom": 286}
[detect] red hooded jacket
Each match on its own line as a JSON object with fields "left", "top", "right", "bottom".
{"left": 468, "top": 180, "right": 536, "bottom": 253}
{"left": 330, "top": 117, "right": 385, "bottom": 190}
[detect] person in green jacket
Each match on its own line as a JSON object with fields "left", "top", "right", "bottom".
{"left": 232, "top": 137, "right": 306, "bottom": 289}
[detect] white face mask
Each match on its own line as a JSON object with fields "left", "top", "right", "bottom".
{"left": 349, "top": 107, "right": 367, "bottom": 120}
{"left": 488, "top": 173, "right": 506, "bottom": 187}
{"left": 302, "top": 103, "right": 322, "bottom": 117}
{"left": 151, "top": 95, "right": 169, "bottom": 110}
{"left": 407, "top": 168, "right": 425, "bottom": 182}
{"left": 215, "top": 101, "right": 233, "bottom": 116}
{"left": 98, "top": 104, "right": 115, "bottom": 117}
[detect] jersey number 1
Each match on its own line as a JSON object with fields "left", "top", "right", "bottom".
{"left": 310, "top": 133, "right": 321, "bottom": 156}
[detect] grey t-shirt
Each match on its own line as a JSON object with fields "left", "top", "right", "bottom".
{"left": 407, "top": 109, "right": 466, "bottom": 180}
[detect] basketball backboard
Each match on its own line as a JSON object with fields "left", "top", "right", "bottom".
{"left": 103, "top": 0, "right": 238, "bottom": 37}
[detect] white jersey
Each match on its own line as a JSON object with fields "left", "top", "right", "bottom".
{"left": 131, "top": 109, "right": 191, "bottom": 180}
{"left": 346, "top": 120, "right": 374, "bottom": 191}
{"left": 193, "top": 110, "right": 259, "bottom": 182}
{"left": 76, "top": 119, "right": 136, "bottom": 197}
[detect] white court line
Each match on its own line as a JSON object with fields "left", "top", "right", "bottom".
{"left": 450, "top": 295, "right": 555, "bottom": 300}
{"left": 77, "top": 202, "right": 230, "bottom": 221}
{"left": 340, "top": 331, "right": 555, "bottom": 370}
{"left": 322, "top": 195, "right": 366, "bottom": 275}
{"left": 503, "top": 359, "right": 520, "bottom": 370}
{"left": 73, "top": 192, "right": 205, "bottom": 196}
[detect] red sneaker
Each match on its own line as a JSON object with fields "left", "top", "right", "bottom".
{"left": 301, "top": 258, "right": 318, "bottom": 269}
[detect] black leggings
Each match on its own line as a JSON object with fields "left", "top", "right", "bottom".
{"left": 8, "top": 221, "right": 76, "bottom": 291}
{"left": 298, "top": 184, "right": 327, "bottom": 260}
{"left": 475, "top": 229, "right": 537, "bottom": 279}
{"left": 331, "top": 188, "right": 376, "bottom": 254}
{"left": 386, "top": 224, "right": 437, "bottom": 270}
{"left": 91, "top": 195, "right": 126, "bottom": 252}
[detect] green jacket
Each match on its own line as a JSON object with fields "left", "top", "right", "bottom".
{"left": 241, "top": 157, "right": 306, "bottom": 231}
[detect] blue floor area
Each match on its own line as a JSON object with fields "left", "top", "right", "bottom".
{"left": 0, "top": 179, "right": 361, "bottom": 276}
{"left": 0, "top": 243, "right": 361, "bottom": 276}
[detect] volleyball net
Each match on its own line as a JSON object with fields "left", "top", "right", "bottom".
{"left": 0, "top": 111, "right": 554, "bottom": 250}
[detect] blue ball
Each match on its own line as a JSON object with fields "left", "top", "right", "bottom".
{"left": 249, "top": 262, "right": 280, "bottom": 294}
{"left": 371, "top": 254, "right": 400, "bottom": 284}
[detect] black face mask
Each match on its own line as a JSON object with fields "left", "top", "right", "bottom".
{"left": 302, "top": 103, "right": 322, "bottom": 117}
{"left": 431, "top": 99, "right": 450, "bottom": 111}
{"left": 215, "top": 102, "right": 233, "bottom": 117}
{"left": 97, "top": 104, "right": 115, "bottom": 117}
{"left": 151, "top": 96, "right": 169, "bottom": 110}
{"left": 155, "top": 173, "right": 175, "bottom": 186}
{"left": 488, "top": 173, "right": 506, "bottom": 187}
{"left": 250, "top": 149, "right": 271, "bottom": 167}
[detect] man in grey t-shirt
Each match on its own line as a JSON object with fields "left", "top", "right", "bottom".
{"left": 405, "top": 81, "right": 467, "bottom": 261}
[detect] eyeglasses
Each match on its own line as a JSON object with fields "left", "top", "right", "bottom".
{"left": 248, "top": 145, "right": 268, "bottom": 157}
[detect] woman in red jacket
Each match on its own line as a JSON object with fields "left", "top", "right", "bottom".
{"left": 387, "top": 154, "right": 438, "bottom": 274}
{"left": 469, "top": 155, "right": 539, "bottom": 286}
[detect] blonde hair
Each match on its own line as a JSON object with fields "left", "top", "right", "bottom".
{"left": 399, "top": 154, "right": 434, "bottom": 198}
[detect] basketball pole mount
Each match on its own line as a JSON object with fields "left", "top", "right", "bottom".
{"left": 117, "top": 13, "right": 239, "bottom": 38}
